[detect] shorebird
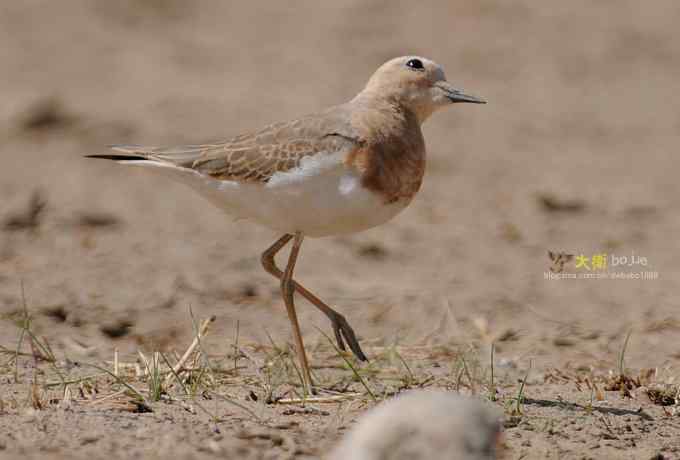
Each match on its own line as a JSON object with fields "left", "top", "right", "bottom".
{"left": 329, "top": 390, "right": 502, "bottom": 460}
{"left": 87, "top": 56, "right": 484, "bottom": 394}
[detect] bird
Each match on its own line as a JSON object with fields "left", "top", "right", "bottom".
{"left": 328, "top": 390, "right": 502, "bottom": 460}
{"left": 86, "top": 56, "right": 485, "bottom": 395}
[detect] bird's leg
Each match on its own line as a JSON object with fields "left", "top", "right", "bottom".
{"left": 261, "top": 235, "right": 368, "bottom": 362}
{"left": 280, "top": 232, "right": 314, "bottom": 395}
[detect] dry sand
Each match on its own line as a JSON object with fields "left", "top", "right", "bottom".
{"left": 1, "top": 1, "right": 680, "bottom": 459}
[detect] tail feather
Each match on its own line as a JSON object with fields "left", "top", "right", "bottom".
{"left": 85, "top": 154, "right": 148, "bottom": 161}
{"left": 86, "top": 144, "right": 152, "bottom": 162}
{"left": 86, "top": 143, "right": 207, "bottom": 167}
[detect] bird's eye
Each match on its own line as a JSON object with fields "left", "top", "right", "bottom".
{"left": 405, "top": 58, "right": 424, "bottom": 70}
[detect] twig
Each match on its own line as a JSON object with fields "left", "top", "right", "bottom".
{"left": 160, "top": 352, "right": 189, "bottom": 396}
{"left": 489, "top": 342, "right": 496, "bottom": 401}
{"left": 233, "top": 319, "right": 240, "bottom": 374}
{"left": 460, "top": 354, "right": 476, "bottom": 394}
{"left": 619, "top": 329, "right": 633, "bottom": 377}
{"left": 513, "top": 360, "right": 532, "bottom": 416}
{"left": 89, "top": 389, "right": 128, "bottom": 405}
{"left": 394, "top": 346, "right": 416, "bottom": 385}
{"left": 114, "top": 348, "right": 119, "bottom": 377}
{"left": 208, "top": 390, "right": 262, "bottom": 422}
{"left": 44, "top": 373, "right": 107, "bottom": 387}
{"left": 275, "top": 394, "right": 360, "bottom": 405}
{"left": 316, "top": 327, "right": 376, "bottom": 402}
{"left": 82, "top": 363, "right": 146, "bottom": 402}
{"left": 163, "top": 315, "right": 215, "bottom": 387}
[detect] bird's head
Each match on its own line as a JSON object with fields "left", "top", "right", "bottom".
{"left": 359, "top": 56, "right": 485, "bottom": 123}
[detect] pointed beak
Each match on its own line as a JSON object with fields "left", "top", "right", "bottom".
{"left": 436, "top": 81, "right": 486, "bottom": 104}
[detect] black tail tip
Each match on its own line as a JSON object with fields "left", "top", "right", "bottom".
{"left": 85, "top": 154, "right": 147, "bottom": 161}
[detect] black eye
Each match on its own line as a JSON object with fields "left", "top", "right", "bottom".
{"left": 405, "top": 58, "right": 424, "bottom": 70}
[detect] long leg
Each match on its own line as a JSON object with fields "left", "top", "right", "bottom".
{"left": 261, "top": 234, "right": 367, "bottom": 361}
{"left": 280, "top": 232, "right": 313, "bottom": 394}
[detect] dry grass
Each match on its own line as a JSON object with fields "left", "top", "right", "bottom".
{"left": 2, "top": 290, "right": 680, "bottom": 458}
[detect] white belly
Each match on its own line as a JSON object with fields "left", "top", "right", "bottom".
{"left": 135, "top": 158, "right": 411, "bottom": 237}
{"left": 209, "top": 167, "right": 409, "bottom": 237}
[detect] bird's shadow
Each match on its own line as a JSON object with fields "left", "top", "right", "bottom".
{"left": 523, "top": 397, "right": 654, "bottom": 420}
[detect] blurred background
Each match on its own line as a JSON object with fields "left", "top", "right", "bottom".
{"left": 1, "top": 0, "right": 679, "bottom": 372}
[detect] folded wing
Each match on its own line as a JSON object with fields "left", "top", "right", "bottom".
{"left": 88, "top": 107, "right": 363, "bottom": 185}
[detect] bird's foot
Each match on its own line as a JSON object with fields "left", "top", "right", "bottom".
{"left": 328, "top": 313, "right": 368, "bottom": 362}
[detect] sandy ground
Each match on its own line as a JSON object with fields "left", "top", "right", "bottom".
{"left": 1, "top": 1, "right": 680, "bottom": 458}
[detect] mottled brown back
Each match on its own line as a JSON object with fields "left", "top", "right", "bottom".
{"left": 111, "top": 105, "right": 362, "bottom": 184}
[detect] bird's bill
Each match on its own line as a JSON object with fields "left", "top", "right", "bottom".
{"left": 435, "top": 81, "right": 486, "bottom": 104}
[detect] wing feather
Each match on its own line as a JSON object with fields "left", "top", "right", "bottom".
{"left": 102, "top": 106, "right": 362, "bottom": 183}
